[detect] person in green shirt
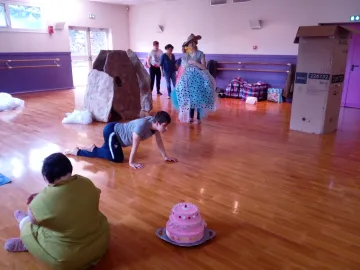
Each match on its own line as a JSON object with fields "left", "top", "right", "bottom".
{"left": 4, "top": 153, "right": 109, "bottom": 270}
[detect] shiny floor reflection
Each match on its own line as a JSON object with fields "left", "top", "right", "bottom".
{"left": 1, "top": 89, "right": 360, "bottom": 269}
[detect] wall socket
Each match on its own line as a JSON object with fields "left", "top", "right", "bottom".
{"left": 89, "top": 14, "right": 95, "bottom": 19}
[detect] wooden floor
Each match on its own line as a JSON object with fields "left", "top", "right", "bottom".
{"left": 1, "top": 89, "right": 360, "bottom": 270}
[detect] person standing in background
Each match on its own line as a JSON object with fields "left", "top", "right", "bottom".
{"left": 160, "top": 44, "right": 177, "bottom": 99}
{"left": 147, "top": 41, "right": 163, "bottom": 96}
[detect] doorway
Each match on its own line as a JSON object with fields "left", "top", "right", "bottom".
{"left": 69, "top": 27, "right": 109, "bottom": 86}
{"left": 343, "top": 32, "right": 360, "bottom": 108}
{"left": 318, "top": 23, "right": 360, "bottom": 109}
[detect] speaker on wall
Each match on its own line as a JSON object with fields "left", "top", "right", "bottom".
{"left": 156, "top": 25, "right": 164, "bottom": 33}
{"left": 249, "top": 20, "right": 262, "bottom": 29}
{"left": 55, "top": 22, "right": 65, "bottom": 31}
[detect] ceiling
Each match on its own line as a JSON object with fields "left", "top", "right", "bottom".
{"left": 90, "top": 0, "right": 178, "bottom": 5}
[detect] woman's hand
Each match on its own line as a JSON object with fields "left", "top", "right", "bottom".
{"left": 129, "top": 162, "right": 144, "bottom": 169}
{"left": 164, "top": 156, "right": 178, "bottom": 163}
{"left": 188, "top": 60, "right": 205, "bottom": 70}
{"left": 27, "top": 193, "right": 38, "bottom": 205}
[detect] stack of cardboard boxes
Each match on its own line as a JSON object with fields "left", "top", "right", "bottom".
{"left": 290, "top": 25, "right": 359, "bottom": 134}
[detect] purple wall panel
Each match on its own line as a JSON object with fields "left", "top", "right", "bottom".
{"left": 0, "top": 52, "right": 74, "bottom": 94}
{"left": 0, "top": 48, "right": 355, "bottom": 108}
{"left": 136, "top": 52, "right": 297, "bottom": 90}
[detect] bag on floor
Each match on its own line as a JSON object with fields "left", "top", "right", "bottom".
{"left": 62, "top": 110, "right": 93, "bottom": 125}
{"left": 0, "top": 93, "right": 24, "bottom": 112}
{"left": 267, "top": 88, "right": 283, "bottom": 103}
{"left": 241, "top": 82, "right": 268, "bottom": 101}
{"left": 245, "top": 97, "right": 258, "bottom": 105}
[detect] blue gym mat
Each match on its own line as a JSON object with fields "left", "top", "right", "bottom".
{"left": 0, "top": 173, "right": 11, "bottom": 186}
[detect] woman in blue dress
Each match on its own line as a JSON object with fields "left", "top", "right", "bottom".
{"left": 171, "top": 34, "right": 216, "bottom": 124}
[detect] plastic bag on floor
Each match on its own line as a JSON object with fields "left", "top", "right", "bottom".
{"left": 245, "top": 97, "right": 258, "bottom": 105}
{"left": 0, "top": 93, "right": 25, "bottom": 112}
{"left": 62, "top": 110, "right": 93, "bottom": 125}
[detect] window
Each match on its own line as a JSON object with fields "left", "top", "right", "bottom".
{"left": 0, "top": 4, "right": 6, "bottom": 27}
{"left": 0, "top": 2, "right": 44, "bottom": 30}
{"left": 90, "top": 30, "right": 109, "bottom": 56}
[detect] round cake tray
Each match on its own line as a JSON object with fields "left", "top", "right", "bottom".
{"left": 155, "top": 228, "right": 216, "bottom": 247}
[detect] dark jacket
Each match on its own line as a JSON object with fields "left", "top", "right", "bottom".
{"left": 206, "top": 60, "right": 218, "bottom": 78}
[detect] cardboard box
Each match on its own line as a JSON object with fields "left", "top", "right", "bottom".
{"left": 290, "top": 25, "right": 359, "bottom": 134}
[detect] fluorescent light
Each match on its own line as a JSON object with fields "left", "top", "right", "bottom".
{"left": 350, "top": 15, "right": 360, "bottom": 21}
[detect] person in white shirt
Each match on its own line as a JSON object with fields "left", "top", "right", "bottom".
{"left": 147, "top": 41, "right": 163, "bottom": 95}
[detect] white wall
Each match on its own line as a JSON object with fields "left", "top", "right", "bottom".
{"left": 0, "top": 0, "right": 129, "bottom": 52}
{"left": 129, "top": 0, "right": 360, "bottom": 55}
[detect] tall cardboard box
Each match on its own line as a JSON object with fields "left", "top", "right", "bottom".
{"left": 290, "top": 25, "right": 357, "bottom": 134}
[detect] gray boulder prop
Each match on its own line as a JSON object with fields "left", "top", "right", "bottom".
{"left": 83, "top": 50, "right": 141, "bottom": 122}
{"left": 126, "top": 49, "right": 153, "bottom": 112}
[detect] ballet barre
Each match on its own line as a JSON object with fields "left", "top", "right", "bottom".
{"left": 0, "top": 58, "right": 60, "bottom": 62}
{"left": 217, "top": 68, "right": 289, "bottom": 73}
{"left": 217, "top": 61, "right": 291, "bottom": 66}
{"left": 0, "top": 59, "right": 61, "bottom": 69}
{"left": 0, "top": 64, "right": 61, "bottom": 70}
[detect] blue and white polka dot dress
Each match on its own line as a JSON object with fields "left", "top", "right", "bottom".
{"left": 171, "top": 50, "right": 217, "bottom": 122}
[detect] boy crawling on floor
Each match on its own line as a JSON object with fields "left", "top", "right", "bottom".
{"left": 65, "top": 111, "right": 178, "bottom": 169}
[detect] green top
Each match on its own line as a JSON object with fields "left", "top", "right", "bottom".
{"left": 25, "top": 174, "right": 109, "bottom": 267}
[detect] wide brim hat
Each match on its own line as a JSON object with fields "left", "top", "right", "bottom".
{"left": 183, "top": 34, "right": 202, "bottom": 47}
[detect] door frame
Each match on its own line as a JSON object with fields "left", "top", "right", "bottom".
{"left": 68, "top": 26, "right": 110, "bottom": 86}
{"left": 342, "top": 30, "right": 359, "bottom": 107}
{"left": 68, "top": 26, "right": 92, "bottom": 71}
{"left": 319, "top": 22, "right": 360, "bottom": 107}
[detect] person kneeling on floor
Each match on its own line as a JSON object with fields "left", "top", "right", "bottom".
{"left": 65, "top": 111, "right": 178, "bottom": 169}
{"left": 4, "top": 153, "right": 110, "bottom": 270}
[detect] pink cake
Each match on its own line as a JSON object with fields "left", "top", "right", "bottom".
{"left": 166, "top": 202, "right": 206, "bottom": 244}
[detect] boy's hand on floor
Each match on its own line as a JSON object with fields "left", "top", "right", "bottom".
{"left": 129, "top": 163, "right": 144, "bottom": 169}
{"left": 164, "top": 156, "right": 178, "bottom": 163}
{"left": 27, "top": 193, "right": 38, "bottom": 205}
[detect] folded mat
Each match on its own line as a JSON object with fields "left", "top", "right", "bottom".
{"left": 0, "top": 173, "right": 11, "bottom": 186}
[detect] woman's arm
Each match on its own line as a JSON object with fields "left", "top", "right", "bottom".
{"left": 129, "top": 132, "right": 144, "bottom": 169}
{"left": 160, "top": 54, "right": 164, "bottom": 76}
{"left": 27, "top": 207, "right": 38, "bottom": 225}
{"left": 200, "top": 55, "right": 207, "bottom": 70}
{"left": 175, "top": 59, "right": 180, "bottom": 70}
{"left": 27, "top": 193, "right": 38, "bottom": 205}
{"left": 188, "top": 56, "right": 206, "bottom": 70}
{"left": 146, "top": 52, "right": 152, "bottom": 68}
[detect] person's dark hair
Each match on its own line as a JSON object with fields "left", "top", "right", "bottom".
{"left": 165, "top": 44, "right": 174, "bottom": 50}
{"left": 42, "top": 153, "right": 73, "bottom": 184}
{"left": 153, "top": 111, "right": 171, "bottom": 125}
{"left": 153, "top": 41, "right": 159, "bottom": 46}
